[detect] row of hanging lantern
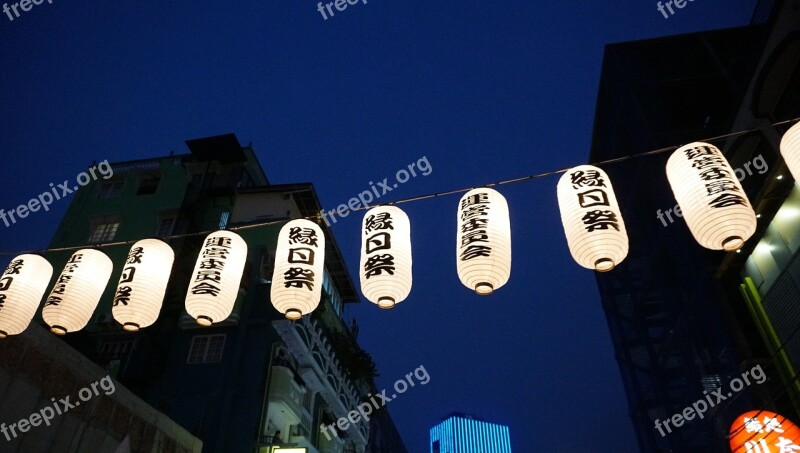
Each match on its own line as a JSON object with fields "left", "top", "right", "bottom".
{"left": 1, "top": 126, "right": 799, "bottom": 338}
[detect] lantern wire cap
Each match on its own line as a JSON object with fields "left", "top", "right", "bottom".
{"left": 595, "top": 258, "right": 616, "bottom": 272}
{"left": 722, "top": 236, "right": 745, "bottom": 251}
{"left": 196, "top": 316, "right": 213, "bottom": 327}
{"left": 285, "top": 309, "right": 302, "bottom": 320}
{"left": 50, "top": 325, "right": 67, "bottom": 336}
{"left": 378, "top": 297, "right": 396, "bottom": 309}
{"left": 123, "top": 322, "right": 140, "bottom": 332}
{"left": 0, "top": 330, "right": 6, "bottom": 340}
{"left": 475, "top": 282, "right": 494, "bottom": 296}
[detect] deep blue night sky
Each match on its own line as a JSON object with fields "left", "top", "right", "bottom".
{"left": 1, "top": 1, "right": 758, "bottom": 451}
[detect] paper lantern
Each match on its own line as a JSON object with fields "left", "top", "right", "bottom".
{"left": 456, "top": 188, "right": 511, "bottom": 295}
{"left": 780, "top": 121, "right": 800, "bottom": 183}
{"left": 666, "top": 142, "right": 757, "bottom": 251}
{"left": 271, "top": 219, "right": 325, "bottom": 319}
{"left": 729, "top": 410, "right": 800, "bottom": 452}
{"left": 557, "top": 165, "right": 628, "bottom": 272}
{"left": 0, "top": 254, "right": 53, "bottom": 338}
{"left": 42, "top": 249, "right": 113, "bottom": 335}
{"left": 112, "top": 239, "right": 174, "bottom": 331}
{"left": 185, "top": 230, "right": 247, "bottom": 326}
{"left": 360, "top": 206, "right": 412, "bottom": 309}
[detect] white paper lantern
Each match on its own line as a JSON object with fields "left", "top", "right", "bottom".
{"left": 112, "top": 239, "right": 174, "bottom": 331}
{"left": 271, "top": 219, "right": 325, "bottom": 319}
{"left": 360, "top": 206, "right": 412, "bottom": 309}
{"left": 666, "top": 142, "right": 757, "bottom": 251}
{"left": 0, "top": 254, "right": 53, "bottom": 338}
{"left": 557, "top": 165, "right": 628, "bottom": 272}
{"left": 456, "top": 188, "right": 511, "bottom": 295}
{"left": 780, "top": 121, "right": 800, "bottom": 183}
{"left": 42, "top": 249, "right": 113, "bottom": 335}
{"left": 185, "top": 230, "right": 247, "bottom": 326}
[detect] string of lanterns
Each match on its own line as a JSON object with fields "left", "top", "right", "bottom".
{"left": 0, "top": 120, "right": 798, "bottom": 338}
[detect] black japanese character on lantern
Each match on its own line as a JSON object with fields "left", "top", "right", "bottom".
{"left": 364, "top": 213, "right": 394, "bottom": 233}
{"left": 283, "top": 267, "right": 315, "bottom": 290}
{"left": 364, "top": 254, "right": 396, "bottom": 278}
{"left": 570, "top": 170, "right": 606, "bottom": 189}
{"left": 288, "top": 227, "right": 319, "bottom": 247}
{"left": 582, "top": 210, "right": 620, "bottom": 232}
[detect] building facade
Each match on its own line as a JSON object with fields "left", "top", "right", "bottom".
{"left": 38, "top": 133, "right": 407, "bottom": 453}
{"left": 429, "top": 413, "right": 511, "bottom": 453}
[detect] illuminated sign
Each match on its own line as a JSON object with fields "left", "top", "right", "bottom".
{"left": 730, "top": 410, "right": 800, "bottom": 452}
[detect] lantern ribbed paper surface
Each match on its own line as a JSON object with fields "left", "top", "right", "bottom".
{"left": 112, "top": 239, "right": 174, "bottom": 331}
{"left": 185, "top": 230, "right": 247, "bottom": 326}
{"left": 666, "top": 142, "right": 756, "bottom": 251}
{"left": 0, "top": 254, "right": 53, "bottom": 338}
{"left": 456, "top": 188, "right": 511, "bottom": 295}
{"left": 780, "top": 121, "right": 800, "bottom": 183}
{"left": 557, "top": 165, "right": 628, "bottom": 272}
{"left": 42, "top": 249, "right": 113, "bottom": 335}
{"left": 360, "top": 206, "right": 412, "bottom": 309}
{"left": 271, "top": 219, "right": 325, "bottom": 319}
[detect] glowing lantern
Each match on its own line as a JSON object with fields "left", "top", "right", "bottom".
{"left": 185, "top": 230, "right": 247, "bottom": 326}
{"left": 456, "top": 188, "right": 511, "bottom": 295}
{"left": 360, "top": 206, "right": 412, "bottom": 309}
{"left": 780, "top": 121, "right": 800, "bottom": 183}
{"left": 0, "top": 254, "right": 53, "bottom": 339}
{"left": 271, "top": 219, "right": 325, "bottom": 320}
{"left": 557, "top": 165, "right": 628, "bottom": 272}
{"left": 42, "top": 249, "right": 113, "bottom": 335}
{"left": 729, "top": 410, "right": 800, "bottom": 452}
{"left": 112, "top": 239, "right": 174, "bottom": 331}
{"left": 666, "top": 142, "right": 757, "bottom": 251}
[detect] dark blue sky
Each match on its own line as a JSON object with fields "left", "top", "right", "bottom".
{"left": 0, "top": 1, "right": 758, "bottom": 451}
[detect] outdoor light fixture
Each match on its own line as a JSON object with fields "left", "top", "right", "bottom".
{"left": 185, "top": 230, "right": 247, "bottom": 326}
{"left": 359, "top": 205, "right": 412, "bottom": 309}
{"left": 779, "top": 122, "right": 800, "bottom": 183}
{"left": 0, "top": 254, "right": 53, "bottom": 339}
{"left": 112, "top": 239, "right": 174, "bottom": 331}
{"left": 271, "top": 219, "right": 325, "bottom": 319}
{"left": 667, "top": 142, "right": 756, "bottom": 251}
{"left": 456, "top": 188, "right": 511, "bottom": 295}
{"left": 557, "top": 165, "right": 628, "bottom": 272}
{"left": 42, "top": 249, "right": 113, "bottom": 335}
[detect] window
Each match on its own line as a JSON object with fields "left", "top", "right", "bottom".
{"left": 88, "top": 222, "right": 119, "bottom": 243}
{"left": 157, "top": 216, "right": 177, "bottom": 237}
{"left": 219, "top": 211, "right": 230, "bottom": 230}
{"left": 98, "top": 180, "right": 124, "bottom": 199}
{"left": 186, "top": 334, "right": 226, "bottom": 364}
{"left": 137, "top": 175, "right": 161, "bottom": 195}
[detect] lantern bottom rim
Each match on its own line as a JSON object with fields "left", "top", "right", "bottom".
{"left": 595, "top": 258, "right": 616, "bottom": 272}
{"left": 378, "top": 297, "right": 396, "bottom": 309}
{"left": 123, "top": 322, "right": 140, "bottom": 332}
{"left": 475, "top": 282, "right": 494, "bottom": 295}
{"left": 196, "top": 316, "right": 213, "bottom": 327}
{"left": 50, "top": 325, "right": 67, "bottom": 336}
{"left": 722, "top": 236, "right": 745, "bottom": 251}
{"left": 285, "top": 309, "right": 302, "bottom": 320}
{"left": 0, "top": 330, "right": 6, "bottom": 339}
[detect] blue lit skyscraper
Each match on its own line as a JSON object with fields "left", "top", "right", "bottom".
{"left": 430, "top": 413, "right": 512, "bottom": 453}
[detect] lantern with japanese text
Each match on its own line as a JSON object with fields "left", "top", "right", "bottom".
{"left": 780, "top": 121, "right": 800, "bottom": 183}
{"left": 185, "top": 230, "right": 247, "bottom": 326}
{"left": 557, "top": 165, "right": 628, "bottom": 272}
{"left": 360, "top": 206, "right": 412, "bottom": 309}
{"left": 0, "top": 254, "right": 53, "bottom": 339}
{"left": 666, "top": 142, "right": 757, "bottom": 251}
{"left": 271, "top": 219, "right": 325, "bottom": 320}
{"left": 42, "top": 249, "right": 113, "bottom": 335}
{"left": 729, "top": 410, "right": 800, "bottom": 452}
{"left": 112, "top": 239, "right": 174, "bottom": 331}
{"left": 456, "top": 188, "right": 511, "bottom": 295}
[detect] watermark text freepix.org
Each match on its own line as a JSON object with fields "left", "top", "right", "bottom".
{"left": 319, "top": 156, "right": 432, "bottom": 227}
{"left": 316, "top": 0, "right": 368, "bottom": 21}
{"left": 656, "top": 0, "right": 696, "bottom": 19}
{"left": 320, "top": 364, "right": 430, "bottom": 440}
{"left": 3, "top": 0, "right": 54, "bottom": 22}
{"left": 654, "top": 364, "right": 767, "bottom": 437}
{"left": 0, "top": 160, "right": 113, "bottom": 228}
{"left": 1, "top": 375, "right": 116, "bottom": 441}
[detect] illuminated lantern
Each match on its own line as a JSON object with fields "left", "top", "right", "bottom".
{"left": 360, "top": 206, "right": 412, "bottom": 309}
{"left": 112, "top": 239, "right": 174, "bottom": 331}
{"left": 271, "top": 219, "right": 325, "bottom": 320}
{"left": 42, "top": 249, "right": 113, "bottom": 335}
{"left": 557, "top": 165, "right": 628, "bottom": 272}
{"left": 729, "top": 410, "right": 800, "bottom": 452}
{"left": 456, "top": 188, "right": 511, "bottom": 295}
{"left": 185, "top": 230, "right": 247, "bottom": 326}
{"left": 666, "top": 142, "right": 757, "bottom": 251}
{"left": 0, "top": 254, "right": 53, "bottom": 339}
{"left": 780, "top": 121, "right": 800, "bottom": 183}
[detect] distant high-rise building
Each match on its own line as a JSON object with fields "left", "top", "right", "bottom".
{"left": 429, "top": 413, "right": 511, "bottom": 453}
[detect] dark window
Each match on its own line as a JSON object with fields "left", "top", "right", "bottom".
{"left": 187, "top": 334, "right": 226, "bottom": 364}
{"left": 98, "top": 181, "right": 124, "bottom": 199}
{"left": 88, "top": 222, "right": 119, "bottom": 243}
{"left": 157, "top": 216, "right": 176, "bottom": 237}
{"left": 137, "top": 176, "right": 160, "bottom": 195}
{"left": 433, "top": 440, "right": 441, "bottom": 453}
